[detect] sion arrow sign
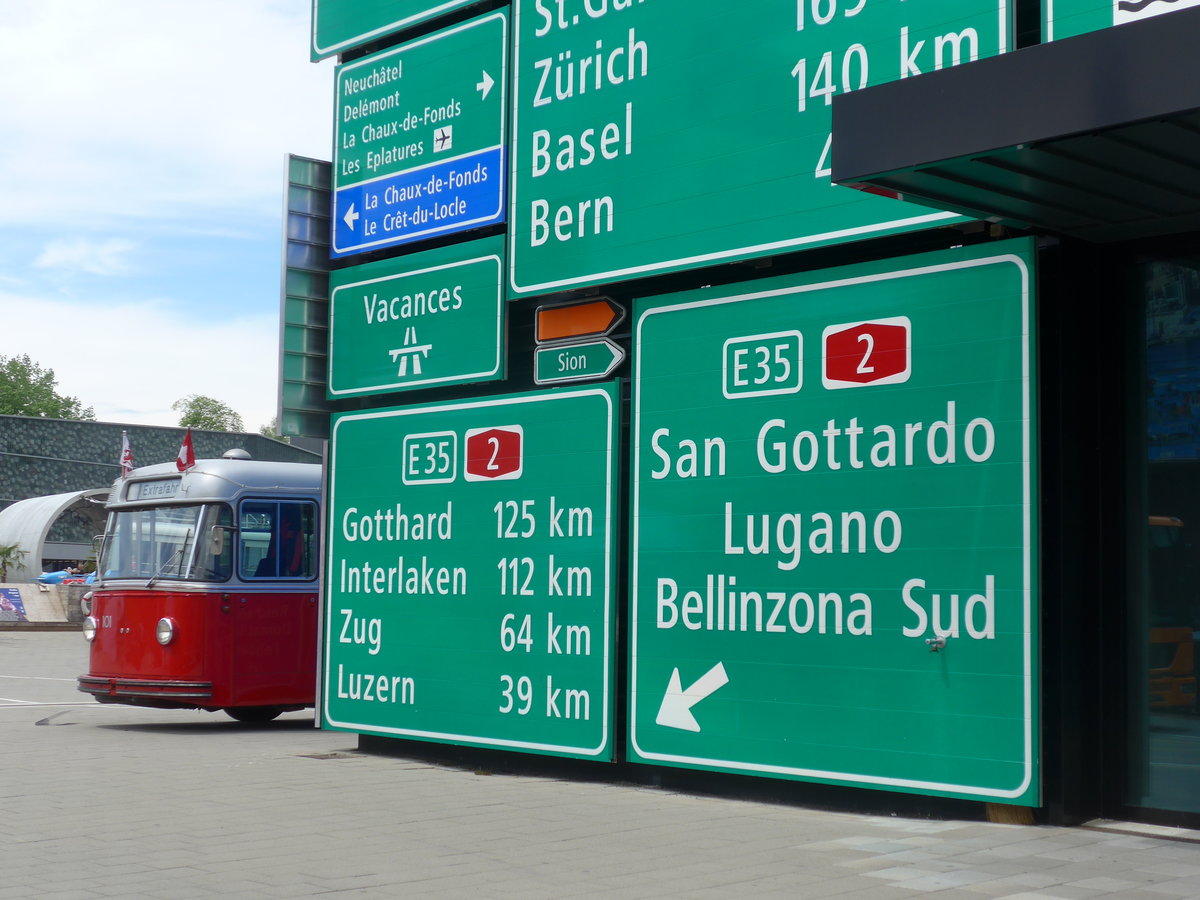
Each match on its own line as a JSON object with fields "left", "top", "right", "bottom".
{"left": 656, "top": 662, "right": 729, "bottom": 732}
{"left": 534, "top": 339, "right": 625, "bottom": 385}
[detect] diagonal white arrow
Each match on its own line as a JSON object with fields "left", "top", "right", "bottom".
{"left": 476, "top": 70, "right": 494, "bottom": 101}
{"left": 343, "top": 203, "right": 359, "bottom": 231}
{"left": 656, "top": 662, "right": 729, "bottom": 732}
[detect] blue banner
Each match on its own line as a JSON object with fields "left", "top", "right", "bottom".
{"left": 0, "top": 587, "right": 27, "bottom": 622}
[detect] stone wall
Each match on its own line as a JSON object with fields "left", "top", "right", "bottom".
{"left": 0, "top": 583, "right": 72, "bottom": 625}
{"left": 0, "top": 416, "right": 321, "bottom": 511}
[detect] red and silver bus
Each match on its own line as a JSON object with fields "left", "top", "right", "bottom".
{"left": 78, "top": 451, "right": 322, "bottom": 722}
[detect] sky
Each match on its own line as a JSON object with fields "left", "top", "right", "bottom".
{"left": 0, "top": 1, "right": 334, "bottom": 433}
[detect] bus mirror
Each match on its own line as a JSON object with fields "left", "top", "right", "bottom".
{"left": 209, "top": 526, "right": 225, "bottom": 557}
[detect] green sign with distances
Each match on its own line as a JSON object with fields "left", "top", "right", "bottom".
{"left": 311, "top": 0, "right": 481, "bottom": 60}
{"left": 327, "top": 236, "right": 506, "bottom": 398}
{"left": 323, "top": 384, "right": 619, "bottom": 760}
{"left": 629, "top": 239, "right": 1038, "bottom": 804}
{"left": 507, "top": 0, "right": 1010, "bottom": 296}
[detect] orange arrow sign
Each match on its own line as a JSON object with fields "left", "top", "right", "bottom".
{"left": 536, "top": 298, "right": 624, "bottom": 343}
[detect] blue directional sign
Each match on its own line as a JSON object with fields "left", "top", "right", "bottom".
{"left": 332, "top": 12, "right": 507, "bottom": 259}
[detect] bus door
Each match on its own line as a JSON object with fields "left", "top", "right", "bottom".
{"left": 231, "top": 499, "right": 320, "bottom": 705}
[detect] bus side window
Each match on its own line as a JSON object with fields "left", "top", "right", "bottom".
{"left": 295, "top": 503, "right": 318, "bottom": 578}
{"left": 240, "top": 502, "right": 275, "bottom": 579}
{"left": 198, "top": 505, "right": 233, "bottom": 581}
{"left": 240, "top": 501, "right": 317, "bottom": 580}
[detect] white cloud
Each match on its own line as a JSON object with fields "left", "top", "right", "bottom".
{"left": 0, "top": 1, "right": 334, "bottom": 231}
{"left": 0, "top": 290, "right": 281, "bottom": 433}
{"left": 34, "top": 238, "right": 140, "bottom": 276}
{"left": 0, "top": 2, "right": 333, "bottom": 430}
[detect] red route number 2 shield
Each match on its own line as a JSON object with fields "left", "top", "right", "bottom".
{"left": 464, "top": 425, "right": 524, "bottom": 481}
{"left": 822, "top": 317, "right": 911, "bottom": 389}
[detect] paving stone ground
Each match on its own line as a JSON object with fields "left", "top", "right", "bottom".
{"left": 3, "top": 631, "right": 1198, "bottom": 899}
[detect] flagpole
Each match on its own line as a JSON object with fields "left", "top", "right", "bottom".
{"left": 176, "top": 427, "right": 196, "bottom": 472}
{"left": 120, "top": 430, "right": 133, "bottom": 479}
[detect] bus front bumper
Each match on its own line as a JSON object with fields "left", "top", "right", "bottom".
{"left": 78, "top": 675, "right": 214, "bottom": 702}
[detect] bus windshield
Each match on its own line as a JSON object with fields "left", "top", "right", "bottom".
{"left": 100, "top": 504, "right": 233, "bottom": 582}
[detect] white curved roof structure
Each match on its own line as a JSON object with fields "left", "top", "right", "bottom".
{"left": 0, "top": 489, "right": 110, "bottom": 582}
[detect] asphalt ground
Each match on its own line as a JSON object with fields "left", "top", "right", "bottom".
{"left": 3, "top": 630, "right": 1200, "bottom": 899}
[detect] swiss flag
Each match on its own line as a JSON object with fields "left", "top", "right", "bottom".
{"left": 176, "top": 428, "right": 196, "bottom": 472}
{"left": 120, "top": 431, "right": 134, "bottom": 478}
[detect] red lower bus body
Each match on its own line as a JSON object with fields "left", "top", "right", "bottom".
{"left": 78, "top": 588, "right": 318, "bottom": 716}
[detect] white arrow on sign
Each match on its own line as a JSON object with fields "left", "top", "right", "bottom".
{"left": 343, "top": 203, "right": 359, "bottom": 231}
{"left": 656, "top": 662, "right": 729, "bottom": 732}
{"left": 476, "top": 70, "right": 494, "bottom": 101}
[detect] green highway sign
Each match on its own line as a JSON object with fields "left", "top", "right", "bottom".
{"left": 333, "top": 12, "right": 507, "bottom": 257}
{"left": 327, "top": 236, "right": 506, "bottom": 397}
{"left": 535, "top": 339, "right": 625, "bottom": 385}
{"left": 629, "top": 240, "right": 1038, "bottom": 804}
{"left": 507, "top": 0, "right": 1010, "bottom": 296}
{"left": 311, "top": 0, "right": 480, "bottom": 61}
{"left": 1045, "top": 0, "right": 1197, "bottom": 40}
{"left": 323, "top": 384, "right": 619, "bottom": 760}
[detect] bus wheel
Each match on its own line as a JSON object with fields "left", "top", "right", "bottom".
{"left": 225, "top": 706, "right": 283, "bottom": 723}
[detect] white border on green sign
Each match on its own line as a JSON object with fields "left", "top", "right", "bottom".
{"left": 506, "top": 3, "right": 1012, "bottom": 295}
{"left": 333, "top": 12, "right": 508, "bottom": 255}
{"left": 312, "top": 0, "right": 480, "bottom": 60}
{"left": 629, "top": 249, "right": 1035, "bottom": 800}
{"left": 324, "top": 385, "right": 618, "bottom": 757}
{"left": 327, "top": 253, "right": 504, "bottom": 395}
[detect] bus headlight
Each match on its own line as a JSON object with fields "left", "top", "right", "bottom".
{"left": 82, "top": 616, "right": 97, "bottom": 642}
{"left": 156, "top": 617, "right": 176, "bottom": 646}
{"left": 80, "top": 592, "right": 93, "bottom": 616}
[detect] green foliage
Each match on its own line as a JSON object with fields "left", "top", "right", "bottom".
{"left": 0, "top": 354, "right": 95, "bottom": 420}
{"left": 0, "top": 543, "right": 27, "bottom": 583}
{"left": 172, "top": 394, "right": 245, "bottom": 432}
{"left": 258, "top": 417, "right": 289, "bottom": 443}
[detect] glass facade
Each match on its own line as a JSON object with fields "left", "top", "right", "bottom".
{"left": 1129, "top": 256, "right": 1200, "bottom": 815}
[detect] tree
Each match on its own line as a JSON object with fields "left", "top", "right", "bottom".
{"left": 259, "top": 417, "right": 289, "bottom": 443}
{"left": 172, "top": 394, "right": 244, "bottom": 432}
{"left": 0, "top": 544, "right": 27, "bottom": 583}
{"left": 0, "top": 354, "right": 95, "bottom": 420}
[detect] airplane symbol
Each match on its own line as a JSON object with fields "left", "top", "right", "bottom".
{"left": 434, "top": 126, "right": 453, "bottom": 152}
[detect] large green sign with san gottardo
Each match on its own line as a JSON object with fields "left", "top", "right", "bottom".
{"left": 507, "top": 0, "right": 1011, "bottom": 297}
{"left": 327, "top": 236, "right": 506, "bottom": 398}
{"left": 323, "top": 384, "right": 619, "bottom": 760}
{"left": 628, "top": 239, "right": 1038, "bottom": 804}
